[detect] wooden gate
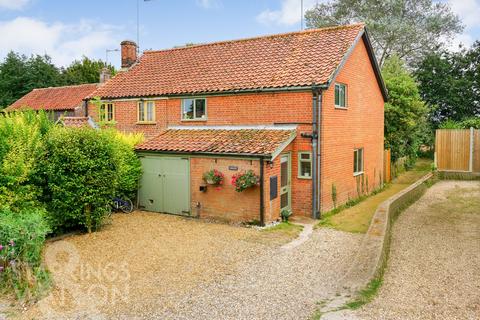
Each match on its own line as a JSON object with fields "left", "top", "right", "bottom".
{"left": 435, "top": 128, "right": 480, "bottom": 173}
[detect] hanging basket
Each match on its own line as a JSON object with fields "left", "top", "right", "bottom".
{"left": 203, "top": 169, "right": 225, "bottom": 186}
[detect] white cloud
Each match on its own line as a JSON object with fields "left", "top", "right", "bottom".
{"left": 196, "top": 0, "right": 221, "bottom": 9}
{"left": 0, "top": 0, "right": 31, "bottom": 10}
{"left": 256, "top": 0, "right": 318, "bottom": 26}
{"left": 448, "top": 0, "right": 480, "bottom": 30}
{"left": 0, "top": 17, "right": 122, "bottom": 66}
{"left": 446, "top": 0, "right": 480, "bottom": 49}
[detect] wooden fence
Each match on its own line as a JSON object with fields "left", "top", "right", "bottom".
{"left": 384, "top": 149, "right": 391, "bottom": 183}
{"left": 435, "top": 128, "right": 480, "bottom": 173}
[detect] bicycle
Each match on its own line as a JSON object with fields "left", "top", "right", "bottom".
{"left": 107, "top": 196, "right": 134, "bottom": 214}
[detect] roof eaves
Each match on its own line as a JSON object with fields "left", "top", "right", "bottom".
{"left": 322, "top": 26, "right": 388, "bottom": 102}
{"left": 362, "top": 29, "right": 388, "bottom": 101}
{"left": 270, "top": 130, "right": 297, "bottom": 161}
{"left": 90, "top": 85, "right": 316, "bottom": 101}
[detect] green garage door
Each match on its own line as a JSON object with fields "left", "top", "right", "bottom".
{"left": 138, "top": 156, "right": 190, "bottom": 216}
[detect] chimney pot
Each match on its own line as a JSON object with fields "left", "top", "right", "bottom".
{"left": 99, "top": 67, "right": 112, "bottom": 84}
{"left": 120, "top": 40, "right": 137, "bottom": 69}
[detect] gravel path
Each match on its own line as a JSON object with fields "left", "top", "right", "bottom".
{"left": 18, "top": 212, "right": 361, "bottom": 320}
{"left": 350, "top": 180, "right": 480, "bottom": 320}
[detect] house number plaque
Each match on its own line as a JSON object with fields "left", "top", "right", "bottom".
{"left": 228, "top": 166, "right": 239, "bottom": 171}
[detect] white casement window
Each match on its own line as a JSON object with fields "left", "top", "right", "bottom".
{"left": 298, "top": 152, "right": 312, "bottom": 179}
{"left": 100, "top": 103, "right": 115, "bottom": 122}
{"left": 335, "top": 83, "right": 347, "bottom": 108}
{"left": 138, "top": 101, "right": 155, "bottom": 122}
{"left": 182, "top": 98, "right": 207, "bottom": 120}
{"left": 354, "top": 148, "right": 364, "bottom": 175}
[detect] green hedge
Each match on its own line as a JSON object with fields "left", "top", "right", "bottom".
{"left": 41, "top": 127, "right": 120, "bottom": 233}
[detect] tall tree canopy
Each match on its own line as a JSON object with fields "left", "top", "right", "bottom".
{"left": 62, "top": 57, "right": 115, "bottom": 85}
{"left": 382, "top": 56, "right": 427, "bottom": 162}
{"left": 0, "top": 52, "right": 63, "bottom": 108}
{"left": 0, "top": 53, "right": 115, "bottom": 109}
{"left": 415, "top": 41, "right": 480, "bottom": 126}
{"left": 305, "top": 0, "right": 463, "bottom": 67}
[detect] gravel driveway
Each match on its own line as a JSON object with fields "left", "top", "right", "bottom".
{"left": 350, "top": 180, "right": 480, "bottom": 320}
{"left": 19, "top": 212, "right": 361, "bottom": 320}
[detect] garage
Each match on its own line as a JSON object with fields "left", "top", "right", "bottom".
{"left": 137, "top": 155, "right": 190, "bottom": 216}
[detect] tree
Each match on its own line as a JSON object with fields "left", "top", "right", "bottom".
{"left": 305, "top": 0, "right": 463, "bottom": 67}
{"left": 0, "top": 52, "right": 64, "bottom": 109}
{"left": 382, "top": 56, "right": 427, "bottom": 163}
{"left": 0, "top": 52, "right": 30, "bottom": 108}
{"left": 62, "top": 56, "right": 115, "bottom": 85}
{"left": 415, "top": 41, "right": 480, "bottom": 126}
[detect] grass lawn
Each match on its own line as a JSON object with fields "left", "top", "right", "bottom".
{"left": 262, "top": 221, "right": 303, "bottom": 237}
{"left": 318, "top": 158, "right": 433, "bottom": 233}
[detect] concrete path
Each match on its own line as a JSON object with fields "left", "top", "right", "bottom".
{"left": 281, "top": 223, "right": 313, "bottom": 250}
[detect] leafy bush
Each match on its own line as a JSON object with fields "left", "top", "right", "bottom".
{"left": 0, "top": 111, "right": 52, "bottom": 211}
{"left": 439, "top": 117, "right": 480, "bottom": 129}
{"left": 382, "top": 56, "right": 427, "bottom": 163}
{"left": 0, "top": 207, "right": 50, "bottom": 299}
{"left": 102, "top": 130, "right": 143, "bottom": 199}
{"left": 41, "top": 127, "right": 119, "bottom": 233}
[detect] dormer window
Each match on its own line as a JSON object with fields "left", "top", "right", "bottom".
{"left": 335, "top": 83, "right": 347, "bottom": 108}
{"left": 182, "top": 98, "right": 207, "bottom": 120}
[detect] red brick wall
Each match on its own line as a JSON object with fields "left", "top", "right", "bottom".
{"left": 319, "top": 39, "right": 385, "bottom": 212}
{"left": 189, "top": 154, "right": 288, "bottom": 224}
{"left": 190, "top": 157, "right": 261, "bottom": 223}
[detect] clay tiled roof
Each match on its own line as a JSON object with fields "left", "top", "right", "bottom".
{"left": 7, "top": 84, "right": 98, "bottom": 111}
{"left": 92, "top": 24, "right": 365, "bottom": 99}
{"left": 60, "top": 117, "right": 91, "bottom": 128}
{"left": 136, "top": 128, "right": 296, "bottom": 157}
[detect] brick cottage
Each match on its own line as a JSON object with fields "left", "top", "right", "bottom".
{"left": 84, "top": 23, "right": 387, "bottom": 224}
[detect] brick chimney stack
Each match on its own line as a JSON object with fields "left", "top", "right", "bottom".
{"left": 99, "top": 67, "right": 112, "bottom": 83}
{"left": 120, "top": 40, "right": 137, "bottom": 69}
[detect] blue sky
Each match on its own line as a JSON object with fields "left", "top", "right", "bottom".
{"left": 0, "top": 0, "right": 479, "bottom": 68}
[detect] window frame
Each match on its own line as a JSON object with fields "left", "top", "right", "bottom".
{"left": 297, "top": 152, "right": 312, "bottom": 179}
{"left": 353, "top": 148, "right": 364, "bottom": 176}
{"left": 334, "top": 83, "right": 348, "bottom": 109}
{"left": 99, "top": 102, "right": 115, "bottom": 122}
{"left": 137, "top": 100, "right": 156, "bottom": 124}
{"left": 181, "top": 97, "right": 207, "bottom": 121}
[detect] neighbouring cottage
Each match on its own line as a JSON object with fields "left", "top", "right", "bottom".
{"left": 5, "top": 83, "right": 99, "bottom": 124}
{"left": 85, "top": 23, "right": 386, "bottom": 224}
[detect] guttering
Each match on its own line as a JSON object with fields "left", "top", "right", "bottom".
{"left": 259, "top": 157, "right": 265, "bottom": 226}
{"left": 135, "top": 149, "right": 275, "bottom": 160}
{"left": 85, "top": 85, "right": 318, "bottom": 102}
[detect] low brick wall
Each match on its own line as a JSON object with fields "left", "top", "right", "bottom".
{"left": 341, "top": 172, "right": 434, "bottom": 290}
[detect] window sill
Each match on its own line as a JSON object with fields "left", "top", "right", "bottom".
{"left": 335, "top": 106, "right": 348, "bottom": 110}
{"left": 181, "top": 118, "right": 208, "bottom": 122}
{"left": 297, "top": 175, "right": 312, "bottom": 180}
{"left": 136, "top": 121, "right": 157, "bottom": 125}
{"left": 353, "top": 172, "right": 364, "bottom": 177}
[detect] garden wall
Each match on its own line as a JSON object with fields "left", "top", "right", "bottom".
{"left": 341, "top": 172, "right": 433, "bottom": 290}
